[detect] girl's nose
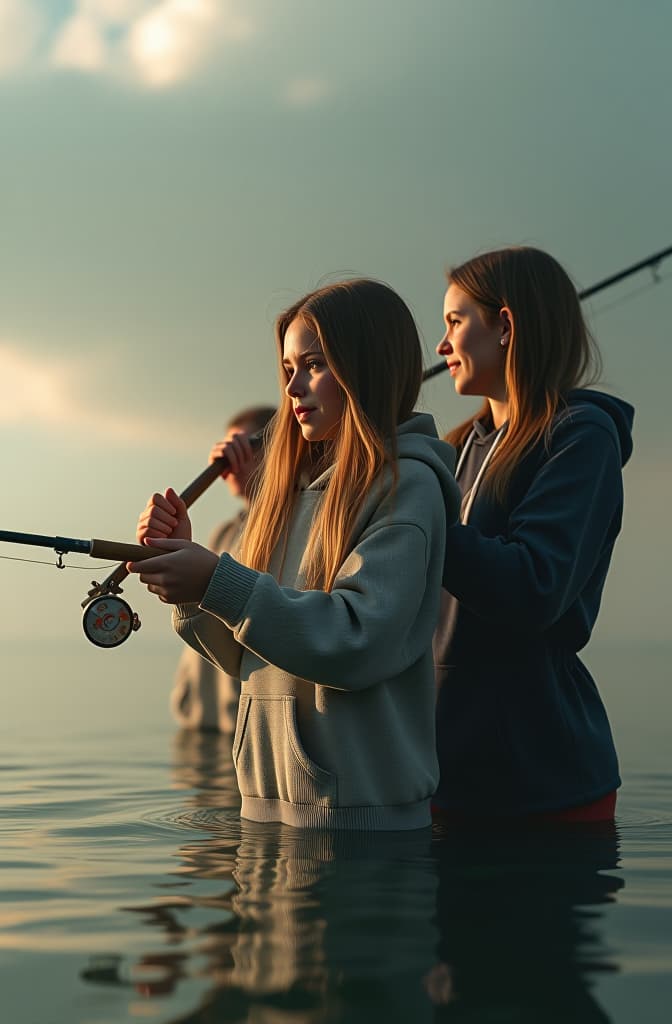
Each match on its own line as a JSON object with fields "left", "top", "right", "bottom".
{"left": 436, "top": 334, "right": 452, "bottom": 356}
{"left": 285, "top": 371, "right": 304, "bottom": 398}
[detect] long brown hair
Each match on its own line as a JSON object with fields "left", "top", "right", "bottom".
{"left": 445, "top": 246, "right": 602, "bottom": 500}
{"left": 241, "top": 279, "right": 422, "bottom": 590}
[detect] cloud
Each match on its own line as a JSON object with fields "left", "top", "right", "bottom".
{"left": 50, "top": 11, "right": 108, "bottom": 72}
{"left": 40, "top": 0, "right": 256, "bottom": 88}
{"left": 283, "top": 77, "right": 330, "bottom": 108}
{"left": 0, "top": 0, "right": 44, "bottom": 74}
{"left": 125, "top": 0, "right": 221, "bottom": 89}
{"left": 0, "top": 342, "right": 73, "bottom": 423}
{"left": 79, "top": 0, "right": 146, "bottom": 20}
{"left": 0, "top": 341, "right": 199, "bottom": 450}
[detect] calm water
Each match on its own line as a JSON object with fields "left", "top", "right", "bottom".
{"left": 1, "top": 642, "right": 671, "bottom": 1023}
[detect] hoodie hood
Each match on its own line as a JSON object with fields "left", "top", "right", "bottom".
{"left": 396, "top": 412, "right": 460, "bottom": 522}
{"left": 567, "top": 389, "right": 634, "bottom": 467}
{"left": 307, "top": 412, "right": 460, "bottom": 522}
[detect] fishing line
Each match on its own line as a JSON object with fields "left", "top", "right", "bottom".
{"left": 2, "top": 244, "right": 670, "bottom": 650}
{"left": 585, "top": 269, "right": 672, "bottom": 319}
{"left": 0, "top": 554, "right": 117, "bottom": 570}
{"left": 0, "top": 529, "right": 170, "bottom": 647}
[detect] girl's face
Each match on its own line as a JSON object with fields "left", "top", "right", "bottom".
{"left": 436, "top": 283, "right": 508, "bottom": 402}
{"left": 283, "top": 318, "right": 343, "bottom": 442}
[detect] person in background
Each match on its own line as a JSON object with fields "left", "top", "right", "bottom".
{"left": 432, "top": 245, "right": 634, "bottom": 825}
{"left": 130, "top": 278, "right": 460, "bottom": 830}
{"left": 171, "top": 405, "right": 275, "bottom": 733}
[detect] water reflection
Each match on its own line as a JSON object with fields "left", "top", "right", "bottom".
{"left": 170, "top": 727, "right": 241, "bottom": 809}
{"left": 429, "top": 822, "right": 623, "bottom": 1023}
{"left": 82, "top": 732, "right": 624, "bottom": 1023}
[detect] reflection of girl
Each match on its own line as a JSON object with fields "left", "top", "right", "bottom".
{"left": 130, "top": 279, "right": 460, "bottom": 830}
{"left": 428, "top": 824, "right": 622, "bottom": 1020}
{"left": 432, "top": 247, "right": 634, "bottom": 822}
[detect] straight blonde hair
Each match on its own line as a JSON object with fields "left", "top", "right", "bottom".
{"left": 445, "top": 247, "right": 602, "bottom": 500}
{"left": 241, "top": 279, "right": 422, "bottom": 590}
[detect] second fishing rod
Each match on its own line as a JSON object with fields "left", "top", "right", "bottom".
{"left": 88, "top": 242, "right": 672, "bottom": 621}
{"left": 83, "top": 353, "right": 447, "bottom": 614}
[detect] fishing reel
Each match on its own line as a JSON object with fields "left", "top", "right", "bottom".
{"left": 82, "top": 580, "right": 141, "bottom": 649}
{"left": 3, "top": 438, "right": 265, "bottom": 650}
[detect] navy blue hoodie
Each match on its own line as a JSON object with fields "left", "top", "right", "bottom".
{"left": 434, "top": 389, "right": 634, "bottom": 815}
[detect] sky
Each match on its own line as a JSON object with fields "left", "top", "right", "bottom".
{"left": 0, "top": 0, "right": 671, "bottom": 661}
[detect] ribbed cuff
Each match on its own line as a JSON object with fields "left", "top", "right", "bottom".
{"left": 200, "top": 553, "right": 259, "bottom": 626}
{"left": 240, "top": 795, "right": 432, "bottom": 831}
{"left": 173, "top": 602, "right": 201, "bottom": 622}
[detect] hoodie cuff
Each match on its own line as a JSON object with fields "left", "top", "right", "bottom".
{"left": 173, "top": 602, "right": 201, "bottom": 622}
{"left": 200, "top": 553, "right": 259, "bottom": 626}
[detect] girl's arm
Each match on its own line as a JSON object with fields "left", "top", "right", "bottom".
{"left": 134, "top": 481, "right": 245, "bottom": 676}
{"left": 443, "top": 412, "right": 624, "bottom": 630}
{"left": 173, "top": 602, "right": 243, "bottom": 678}
{"left": 129, "top": 464, "right": 446, "bottom": 691}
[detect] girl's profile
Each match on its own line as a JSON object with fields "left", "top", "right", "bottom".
{"left": 130, "top": 278, "right": 461, "bottom": 830}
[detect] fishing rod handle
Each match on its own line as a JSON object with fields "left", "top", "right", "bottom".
{"left": 89, "top": 538, "right": 170, "bottom": 562}
{"left": 178, "top": 428, "right": 264, "bottom": 507}
{"left": 83, "top": 539, "right": 168, "bottom": 603}
{"left": 86, "top": 429, "right": 266, "bottom": 599}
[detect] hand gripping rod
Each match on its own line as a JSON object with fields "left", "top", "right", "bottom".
{"left": 81, "top": 431, "right": 266, "bottom": 605}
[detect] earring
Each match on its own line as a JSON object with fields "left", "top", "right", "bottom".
{"left": 500, "top": 338, "right": 508, "bottom": 347}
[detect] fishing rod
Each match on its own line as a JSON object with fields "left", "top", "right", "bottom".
{"left": 3, "top": 244, "right": 670, "bottom": 649}
{"left": 78, "top": 345, "right": 459, "bottom": 627}
{"left": 422, "top": 243, "right": 672, "bottom": 380}
{"left": 84, "top": 439, "right": 266, "bottom": 646}
{"left": 0, "top": 351, "right": 509, "bottom": 649}
{"left": 82, "top": 438, "right": 265, "bottom": 599}
{"left": 0, "top": 440, "right": 264, "bottom": 648}
{"left": 0, "top": 529, "right": 172, "bottom": 647}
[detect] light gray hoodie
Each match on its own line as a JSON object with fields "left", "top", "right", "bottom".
{"left": 173, "top": 413, "right": 460, "bottom": 830}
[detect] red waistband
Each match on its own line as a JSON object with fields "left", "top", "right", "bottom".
{"left": 432, "top": 790, "right": 617, "bottom": 826}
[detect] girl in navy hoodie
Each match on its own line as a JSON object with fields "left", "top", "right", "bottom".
{"left": 433, "top": 246, "right": 634, "bottom": 824}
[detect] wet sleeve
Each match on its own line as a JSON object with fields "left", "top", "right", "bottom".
{"left": 442, "top": 418, "right": 624, "bottom": 630}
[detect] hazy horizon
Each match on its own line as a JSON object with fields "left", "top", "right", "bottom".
{"left": 1, "top": 0, "right": 671, "bottom": 674}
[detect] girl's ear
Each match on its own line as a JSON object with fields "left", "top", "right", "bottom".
{"left": 499, "top": 306, "right": 513, "bottom": 347}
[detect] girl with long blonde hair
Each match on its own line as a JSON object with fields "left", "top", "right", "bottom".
{"left": 433, "top": 246, "right": 634, "bottom": 824}
{"left": 131, "top": 278, "right": 460, "bottom": 830}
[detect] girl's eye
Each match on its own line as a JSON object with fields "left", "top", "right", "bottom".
{"left": 448, "top": 318, "right": 460, "bottom": 329}
{"left": 306, "top": 359, "right": 322, "bottom": 371}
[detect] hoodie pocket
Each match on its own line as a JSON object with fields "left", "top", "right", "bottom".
{"left": 233, "top": 694, "right": 337, "bottom": 806}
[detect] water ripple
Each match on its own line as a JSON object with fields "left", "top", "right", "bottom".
{"left": 139, "top": 802, "right": 241, "bottom": 839}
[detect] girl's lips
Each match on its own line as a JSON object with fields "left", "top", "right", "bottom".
{"left": 447, "top": 362, "right": 460, "bottom": 376}
{"left": 294, "top": 406, "right": 315, "bottom": 420}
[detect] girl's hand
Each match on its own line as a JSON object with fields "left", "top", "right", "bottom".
{"left": 208, "top": 431, "right": 255, "bottom": 480}
{"left": 136, "top": 487, "right": 192, "bottom": 545}
{"left": 127, "top": 538, "right": 219, "bottom": 605}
